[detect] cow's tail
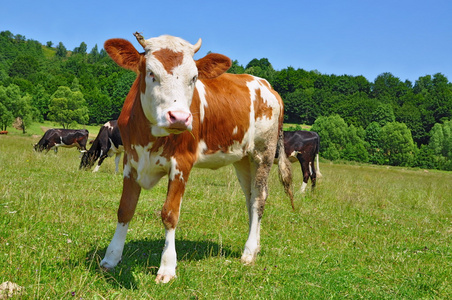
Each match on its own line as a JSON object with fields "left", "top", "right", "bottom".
{"left": 277, "top": 130, "right": 294, "bottom": 210}
{"left": 315, "top": 132, "right": 322, "bottom": 178}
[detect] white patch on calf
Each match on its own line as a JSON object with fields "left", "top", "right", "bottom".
{"left": 156, "top": 228, "right": 177, "bottom": 282}
{"left": 169, "top": 157, "right": 184, "bottom": 182}
{"left": 194, "top": 134, "right": 251, "bottom": 169}
{"left": 195, "top": 80, "right": 208, "bottom": 122}
{"left": 129, "top": 143, "right": 168, "bottom": 189}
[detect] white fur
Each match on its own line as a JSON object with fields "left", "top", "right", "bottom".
{"left": 101, "top": 222, "right": 129, "bottom": 269}
{"left": 129, "top": 143, "right": 168, "bottom": 189}
{"left": 140, "top": 36, "right": 198, "bottom": 137}
{"left": 156, "top": 228, "right": 177, "bottom": 283}
{"left": 300, "top": 181, "right": 308, "bottom": 193}
{"left": 105, "top": 121, "right": 114, "bottom": 129}
{"left": 195, "top": 80, "right": 208, "bottom": 122}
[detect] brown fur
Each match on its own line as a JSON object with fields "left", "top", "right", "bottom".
{"left": 152, "top": 49, "right": 184, "bottom": 75}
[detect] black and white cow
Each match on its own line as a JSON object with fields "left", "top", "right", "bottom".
{"left": 284, "top": 130, "right": 321, "bottom": 190}
{"left": 34, "top": 128, "right": 89, "bottom": 153}
{"left": 276, "top": 130, "right": 321, "bottom": 207}
{"left": 79, "top": 120, "right": 123, "bottom": 172}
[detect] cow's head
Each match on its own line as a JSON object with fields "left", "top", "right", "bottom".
{"left": 104, "top": 33, "right": 232, "bottom": 137}
{"left": 33, "top": 143, "right": 43, "bottom": 152}
{"left": 79, "top": 151, "right": 96, "bottom": 170}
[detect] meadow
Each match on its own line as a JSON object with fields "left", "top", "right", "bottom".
{"left": 0, "top": 128, "right": 451, "bottom": 299}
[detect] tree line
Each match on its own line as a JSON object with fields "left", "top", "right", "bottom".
{"left": 0, "top": 30, "right": 451, "bottom": 170}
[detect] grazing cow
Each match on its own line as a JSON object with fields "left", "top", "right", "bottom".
{"left": 277, "top": 131, "right": 321, "bottom": 200}
{"left": 100, "top": 33, "right": 293, "bottom": 283}
{"left": 0, "top": 131, "right": 8, "bottom": 135}
{"left": 33, "top": 128, "right": 89, "bottom": 153}
{"left": 80, "top": 120, "right": 123, "bottom": 172}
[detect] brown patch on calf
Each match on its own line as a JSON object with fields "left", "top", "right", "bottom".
{"left": 196, "top": 53, "right": 232, "bottom": 79}
{"left": 118, "top": 73, "right": 155, "bottom": 162}
{"left": 152, "top": 49, "right": 184, "bottom": 75}
{"left": 253, "top": 88, "right": 274, "bottom": 121}
{"left": 161, "top": 172, "right": 188, "bottom": 229}
{"left": 104, "top": 39, "right": 143, "bottom": 73}
{"left": 196, "top": 74, "right": 252, "bottom": 155}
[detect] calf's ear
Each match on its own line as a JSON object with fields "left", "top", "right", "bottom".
{"left": 196, "top": 53, "right": 232, "bottom": 79}
{"left": 104, "top": 39, "right": 143, "bottom": 73}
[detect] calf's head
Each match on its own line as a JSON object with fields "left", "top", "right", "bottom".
{"left": 104, "top": 33, "right": 232, "bottom": 137}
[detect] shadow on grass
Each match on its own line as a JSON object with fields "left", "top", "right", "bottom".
{"left": 84, "top": 237, "right": 241, "bottom": 290}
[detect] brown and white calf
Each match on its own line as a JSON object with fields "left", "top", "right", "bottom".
{"left": 100, "top": 33, "right": 293, "bottom": 283}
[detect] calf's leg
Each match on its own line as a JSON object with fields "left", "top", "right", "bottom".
{"left": 236, "top": 152, "right": 272, "bottom": 265}
{"left": 101, "top": 175, "right": 141, "bottom": 269}
{"left": 155, "top": 168, "right": 190, "bottom": 284}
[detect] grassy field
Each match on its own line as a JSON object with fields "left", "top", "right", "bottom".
{"left": 1, "top": 132, "right": 451, "bottom": 299}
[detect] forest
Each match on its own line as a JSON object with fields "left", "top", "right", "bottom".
{"left": 0, "top": 30, "right": 451, "bottom": 170}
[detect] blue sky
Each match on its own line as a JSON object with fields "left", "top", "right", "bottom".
{"left": 1, "top": 0, "right": 451, "bottom": 83}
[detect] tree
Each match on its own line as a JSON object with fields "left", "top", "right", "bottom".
{"left": 311, "top": 115, "right": 368, "bottom": 162}
{"left": 48, "top": 86, "right": 89, "bottom": 128}
{"left": 371, "top": 103, "right": 395, "bottom": 126}
{"left": 31, "top": 84, "right": 50, "bottom": 121}
{"left": 0, "top": 86, "right": 14, "bottom": 131}
{"left": 55, "top": 42, "right": 67, "bottom": 58}
{"left": 365, "top": 122, "right": 384, "bottom": 164}
{"left": 85, "top": 87, "right": 112, "bottom": 124}
{"left": 245, "top": 58, "right": 275, "bottom": 82}
{"left": 378, "top": 122, "right": 416, "bottom": 166}
{"left": 73, "top": 42, "right": 87, "bottom": 55}
{"left": 88, "top": 44, "right": 100, "bottom": 63}
{"left": 227, "top": 60, "right": 245, "bottom": 74}
{"left": 428, "top": 120, "right": 452, "bottom": 170}
{"left": 372, "top": 72, "right": 408, "bottom": 101}
{"left": 8, "top": 55, "right": 40, "bottom": 80}
{"left": 14, "top": 94, "right": 35, "bottom": 133}
{"left": 0, "top": 84, "right": 35, "bottom": 132}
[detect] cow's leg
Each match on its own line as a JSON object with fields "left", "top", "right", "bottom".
{"left": 236, "top": 151, "right": 272, "bottom": 265}
{"left": 234, "top": 156, "right": 252, "bottom": 216}
{"left": 310, "top": 157, "right": 317, "bottom": 190}
{"left": 316, "top": 154, "right": 323, "bottom": 178}
{"left": 114, "top": 153, "right": 121, "bottom": 173}
{"left": 297, "top": 154, "right": 309, "bottom": 193}
{"left": 93, "top": 154, "right": 108, "bottom": 173}
{"left": 101, "top": 174, "right": 141, "bottom": 269}
{"left": 155, "top": 165, "right": 191, "bottom": 284}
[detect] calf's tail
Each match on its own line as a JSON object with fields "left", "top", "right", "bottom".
{"left": 277, "top": 130, "right": 294, "bottom": 210}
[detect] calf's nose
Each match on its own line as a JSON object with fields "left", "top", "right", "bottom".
{"left": 166, "top": 111, "right": 192, "bottom": 130}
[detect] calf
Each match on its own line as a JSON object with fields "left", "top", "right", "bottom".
{"left": 80, "top": 120, "right": 123, "bottom": 172}
{"left": 99, "top": 33, "right": 293, "bottom": 283}
{"left": 34, "top": 128, "right": 88, "bottom": 153}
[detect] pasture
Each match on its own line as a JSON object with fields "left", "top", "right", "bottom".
{"left": 1, "top": 133, "right": 451, "bottom": 299}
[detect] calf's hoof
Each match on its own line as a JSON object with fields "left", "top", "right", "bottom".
{"left": 155, "top": 274, "right": 176, "bottom": 284}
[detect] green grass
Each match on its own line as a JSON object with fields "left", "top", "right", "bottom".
{"left": 1, "top": 134, "right": 451, "bottom": 299}
{"left": 283, "top": 123, "right": 312, "bottom": 131}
